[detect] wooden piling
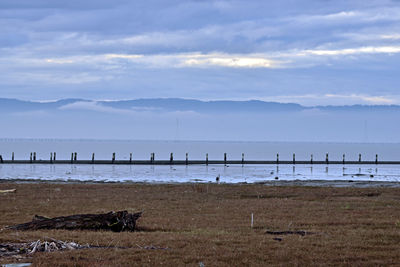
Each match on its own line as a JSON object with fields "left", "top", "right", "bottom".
{"left": 130, "top": 153, "right": 132, "bottom": 164}
{"left": 242, "top": 153, "right": 244, "bottom": 164}
{"left": 359, "top": 154, "right": 361, "bottom": 163}
{"left": 92, "top": 153, "right": 95, "bottom": 164}
{"left": 112, "top": 153, "right": 116, "bottom": 163}
{"left": 326, "top": 153, "right": 329, "bottom": 164}
{"left": 0, "top": 155, "right": 3, "bottom": 163}
{"left": 30, "top": 153, "right": 33, "bottom": 163}
{"left": 206, "top": 153, "right": 208, "bottom": 165}
{"left": 375, "top": 154, "right": 378, "bottom": 164}
{"left": 311, "top": 154, "right": 313, "bottom": 164}
{"left": 276, "top": 153, "right": 279, "bottom": 164}
{"left": 71, "top": 153, "right": 74, "bottom": 163}
{"left": 224, "top": 153, "right": 227, "bottom": 165}
{"left": 170, "top": 153, "right": 173, "bottom": 163}
{"left": 186, "top": 153, "right": 188, "bottom": 165}
{"left": 50, "top": 152, "right": 53, "bottom": 163}
{"left": 33, "top": 152, "right": 36, "bottom": 162}
{"left": 12, "top": 152, "right": 14, "bottom": 162}
{"left": 343, "top": 154, "right": 345, "bottom": 164}
{"left": 293, "top": 153, "right": 295, "bottom": 164}
{"left": 74, "top": 152, "right": 77, "bottom": 162}
{"left": 53, "top": 152, "right": 56, "bottom": 161}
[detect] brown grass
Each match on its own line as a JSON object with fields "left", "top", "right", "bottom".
{"left": 0, "top": 183, "right": 399, "bottom": 266}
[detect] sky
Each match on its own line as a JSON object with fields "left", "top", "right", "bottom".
{"left": 1, "top": 0, "right": 400, "bottom": 106}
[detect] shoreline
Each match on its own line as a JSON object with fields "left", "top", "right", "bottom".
{"left": 1, "top": 178, "right": 400, "bottom": 188}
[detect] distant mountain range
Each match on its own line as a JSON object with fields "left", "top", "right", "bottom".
{"left": 1, "top": 98, "right": 399, "bottom": 113}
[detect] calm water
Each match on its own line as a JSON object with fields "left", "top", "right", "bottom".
{"left": 1, "top": 139, "right": 400, "bottom": 184}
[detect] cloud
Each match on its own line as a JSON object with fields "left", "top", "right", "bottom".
{"left": 260, "top": 94, "right": 398, "bottom": 106}
{"left": 1, "top": 0, "right": 400, "bottom": 104}
{"left": 303, "top": 46, "right": 400, "bottom": 56}
{"left": 58, "top": 101, "right": 202, "bottom": 117}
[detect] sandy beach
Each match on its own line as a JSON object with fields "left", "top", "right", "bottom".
{"left": 1, "top": 182, "right": 399, "bottom": 266}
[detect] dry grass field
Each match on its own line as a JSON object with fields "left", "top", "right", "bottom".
{"left": 0, "top": 183, "right": 399, "bottom": 266}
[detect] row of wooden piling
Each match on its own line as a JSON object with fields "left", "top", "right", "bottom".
{"left": 0, "top": 152, "right": 393, "bottom": 165}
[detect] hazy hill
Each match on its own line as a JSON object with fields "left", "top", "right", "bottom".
{"left": 1, "top": 98, "right": 399, "bottom": 113}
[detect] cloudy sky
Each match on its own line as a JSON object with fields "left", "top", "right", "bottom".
{"left": 1, "top": 0, "right": 400, "bottom": 106}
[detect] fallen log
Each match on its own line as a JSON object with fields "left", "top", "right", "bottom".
{"left": 7, "top": 210, "right": 141, "bottom": 232}
{"left": 265, "top": 230, "right": 314, "bottom": 236}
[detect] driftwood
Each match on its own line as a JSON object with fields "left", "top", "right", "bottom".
{"left": 7, "top": 210, "right": 142, "bottom": 232}
{"left": 0, "top": 189, "right": 16, "bottom": 194}
{"left": 0, "top": 239, "right": 89, "bottom": 257}
{"left": 0, "top": 238, "right": 169, "bottom": 258}
{"left": 265, "top": 230, "right": 313, "bottom": 236}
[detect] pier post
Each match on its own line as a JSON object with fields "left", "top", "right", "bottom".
{"left": 242, "top": 153, "right": 244, "bottom": 165}
{"left": 186, "top": 153, "right": 188, "bottom": 165}
{"left": 112, "top": 153, "right": 115, "bottom": 163}
{"left": 224, "top": 153, "right": 227, "bottom": 165}
{"left": 293, "top": 153, "right": 295, "bottom": 164}
{"left": 12, "top": 152, "right": 14, "bottom": 162}
{"left": 311, "top": 154, "right": 313, "bottom": 164}
{"left": 50, "top": 152, "right": 53, "bottom": 163}
{"left": 92, "top": 153, "right": 95, "bottom": 164}
{"left": 130, "top": 153, "right": 132, "bottom": 164}
{"left": 0, "top": 155, "right": 3, "bottom": 163}
{"left": 343, "top": 154, "right": 345, "bottom": 164}
{"left": 71, "top": 153, "right": 73, "bottom": 163}
{"left": 375, "top": 154, "right": 378, "bottom": 164}
{"left": 326, "top": 153, "right": 329, "bottom": 164}
{"left": 33, "top": 152, "right": 36, "bottom": 162}
{"left": 206, "top": 153, "right": 208, "bottom": 165}
{"left": 359, "top": 154, "right": 361, "bottom": 163}
{"left": 53, "top": 152, "right": 56, "bottom": 162}
{"left": 30, "top": 153, "right": 33, "bottom": 163}
{"left": 277, "top": 153, "right": 279, "bottom": 164}
{"left": 170, "top": 153, "right": 173, "bottom": 163}
{"left": 74, "top": 152, "right": 77, "bottom": 162}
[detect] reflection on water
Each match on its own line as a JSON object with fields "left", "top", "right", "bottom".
{"left": 0, "top": 164, "right": 399, "bottom": 184}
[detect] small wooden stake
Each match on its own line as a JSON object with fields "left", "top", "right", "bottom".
{"left": 112, "top": 153, "right": 116, "bottom": 163}
{"left": 206, "top": 153, "right": 208, "bottom": 165}
{"left": 53, "top": 152, "right": 56, "bottom": 161}
{"left": 71, "top": 153, "right": 74, "bottom": 163}
{"left": 224, "top": 153, "right": 227, "bottom": 165}
{"left": 130, "top": 153, "right": 132, "bottom": 164}
{"left": 293, "top": 153, "right": 295, "bottom": 164}
{"left": 186, "top": 153, "right": 188, "bottom": 165}
{"left": 375, "top": 154, "right": 378, "bottom": 164}
{"left": 276, "top": 153, "right": 279, "bottom": 164}
{"left": 310, "top": 154, "right": 313, "bottom": 164}
{"left": 12, "top": 152, "right": 14, "bottom": 162}
{"left": 92, "top": 153, "right": 95, "bottom": 163}
{"left": 359, "top": 154, "right": 362, "bottom": 163}
{"left": 30, "top": 153, "right": 33, "bottom": 163}
{"left": 50, "top": 153, "right": 53, "bottom": 163}
{"left": 326, "top": 153, "right": 329, "bottom": 164}
{"left": 33, "top": 152, "right": 36, "bottom": 161}
{"left": 74, "top": 152, "right": 77, "bottom": 162}
{"left": 343, "top": 154, "right": 345, "bottom": 164}
{"left": 170, "top": 153, "right": 173, "bottom": 163}
{"left": 242, "top": 153, "right": 244, "bottom": 164}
